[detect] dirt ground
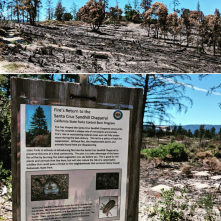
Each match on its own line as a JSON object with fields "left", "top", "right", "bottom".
{"left": 0, "top": 22, "right": 221, "bottom": 73}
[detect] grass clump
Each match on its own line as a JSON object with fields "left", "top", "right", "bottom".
{"left": 2, "top": 63, "right": 25, "bottom": 72}
{"left": 22, "top": 41, "right": 29, "bottom": 45}
{"left": 205, "top": 144, "right": 216, "bottom": 151}
{"left": 10, "top": 40, "right": 18, "bottom": 44}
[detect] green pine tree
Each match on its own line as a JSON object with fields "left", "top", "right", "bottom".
{"left": 30, "top": 106, "right": 48, "bottom": 136}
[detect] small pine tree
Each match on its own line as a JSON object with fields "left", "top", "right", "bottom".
{"left": 70, "top": 1, "right": 77, "bottom": 20}
{"left": 54, "top": 0, "right": 65, "bottom": 21}
{"left": 197, "top": 0, "right": 200, "bottom": 12}
{"left": 45, "top": 0, "right": 54, "bottom": 20}
{"left": 30, "top": 106, "right": 48, "bottom": 136}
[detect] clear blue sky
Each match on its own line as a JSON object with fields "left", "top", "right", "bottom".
{"left": 39, "top": 0, "right": 220, "bottom": 20}
{"left": 160, "top": 74, "right": 221, "bottom": 126}
{"left": 109, "top": 74, "right": 221, "bottom": 126}
{"left": 54, "top": 74, "right": 221, "bottom": 126}
{"left": 26, "top": 105, "right": 51, "bottom": 132}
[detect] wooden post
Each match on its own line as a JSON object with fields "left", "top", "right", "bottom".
{"left": 11, "top": 77, "right": 143, "bottom": 221}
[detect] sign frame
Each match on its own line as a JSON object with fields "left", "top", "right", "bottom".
{"left": 11, "top": 77, "right": 143, "bottom": 221}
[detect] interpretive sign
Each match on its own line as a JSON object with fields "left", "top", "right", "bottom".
{"left": 11, "top": 77, "right": 143, "bottom": 221}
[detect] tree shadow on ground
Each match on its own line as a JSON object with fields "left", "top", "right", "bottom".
{"left": 90, "top": 30, "right": 108, "bottom": 35}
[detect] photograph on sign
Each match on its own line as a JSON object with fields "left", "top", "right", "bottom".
{"left": 96, "top": 173, "right": 119, "bottom": 190}
{"left": 26, "top": 105, "right": 51, "bottom": 147}
{"left": 99, "top": 196, "right": 118, "bottom": 218}
{"left": 31, "top": 174, "right": 69, "bottom": 201}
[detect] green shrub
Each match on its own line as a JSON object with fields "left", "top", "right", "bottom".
{"left": 218, "top": 144, "right": 221, "bottom": 150}
{"left": 208, "top": 144, "right": 216, "bottom": 149}
{"left": 0, "top": 162, "right": 11, "bottom": 178}
{"left": 149, "top": 145, "right": 169, "bottom": 159}
{"left": 141, "top": 143, "right": 189, "bottom": 162}
{"left": 190, "top": 147, "right": 196, "bottom": 153}
{"left": 196, "top": 193, "right": 213, "bottom": 214}
{"left": 157, "top": 187, "right": 189, "bottom": 220}
{"left": 141, "top": 148, "right": 151, "bottom": 154}
{"left": 167, "top": 143, "right": 189, "bottom": 161}
{"left": 2, "top": 174, "right": 12, "bottom": 201}
{"left": 10, "top": 40, "right": 18, "bottom": 44}
{"left": 170, "top": 136, "right": 175, "bottom": 143}
{"left": 22, "top": 41, "right": 29, "bottom": 45}
{"left": 0, "top": 95, "right": 11, "bottom": 172}
{"left": 214, "top": 151, "right": 221, "bottom": 158}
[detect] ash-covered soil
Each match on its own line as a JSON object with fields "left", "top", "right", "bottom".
{"left": 1, "top": 22, "right": 221, "bottom": 73}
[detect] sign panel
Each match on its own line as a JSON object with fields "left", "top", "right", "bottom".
{"left": 20, "top": 105, "right": 129, "bottom": 221}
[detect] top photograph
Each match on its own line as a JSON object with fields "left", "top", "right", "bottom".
{"left": 0, "top": 0, "right": 220, "bottom": 73}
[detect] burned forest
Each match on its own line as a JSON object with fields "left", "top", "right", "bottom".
{"left": 0, "top": 0, "right": 221, "bottom": 73}
{"left": 0, "top": 21, "right": 221, "bottom": 73}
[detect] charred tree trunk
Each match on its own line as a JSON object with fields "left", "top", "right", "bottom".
{"left": 142, "top": 75, "right": 149, "bottom": 127}
{"left": 107, "top": 74, "right": 111, "bottom": 86}
{"left": 213, "top": 40, "right": 216, "bottom": 56}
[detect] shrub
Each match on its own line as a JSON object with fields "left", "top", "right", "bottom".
{"left": 196, "top": 150, "right": 213, "bottom": 160}
{"left": 125, "top": 9, "right": 137, "bottom": 22}
{"left": 141, "top": 148, "right": 151, "bottom": 154}
{"left": 218, "top": 144, "right": 221, "bottom": 150}
{"left": 0, "top": 42, "right": 6, "bottom": 48}
{"left": 203, "top": 157, "right": 221, "bottom": 173}
{"left": 170, "top": 136, "right": 175, "bottom": 143}
{"left": 10, "top": 40, "right": 18, "bottom": 44}
{"left": 157, "top": 187, "right": 189, "bottom": 220}
{"left": 22, "top": 41, "right": 29, "bottom": 45}
{"left": 208, "top": 144, "right": 216, "bottom": 149}
{"left": 153, "top": 157, "right": 162, "bottom": 166}
{"left": 188, "top": 152, "right": 194, "bottom": 159}
{"left": 181, "top": 139, "right": 191, "bottom": 148}
{"left": 181, "top": 165, "right": 192, "bottom": 176}
{"left": 149, "top": 145, "right": 169, "bottom": 159}
{"left": 199, "top": 140, "right": 209, "bottom": 148}
{"left": 190, "top": 147, "right": 196, "bottom": 153}
{"left": 0, "top": 162, "right": 11, "bottom": 179}
{"left": 196, "top": 192, "right": 214, "bottom": 214}
{"left": 214, "top": 151, "right": 221, "bottom": 158}
{"left": 63, "top": 13, "right": 73, "bottom": 21}
{"left": 141, "top": 143, "right": 189, "bottom": 162}
{"left": 167, "top": 143, "right": 189, "bottom": 161}
{"left": 2, "top": 174, "right": 12, "bottom": 201}
{"left": 0, "top": 95, "right": 11, "bottom": 172}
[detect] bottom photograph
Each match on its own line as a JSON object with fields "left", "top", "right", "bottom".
{"left": 26, "top": 169, "right": 122, "bottom": 221}
{"left": 31, "top": 174, "right": 69, "bottom": 201}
